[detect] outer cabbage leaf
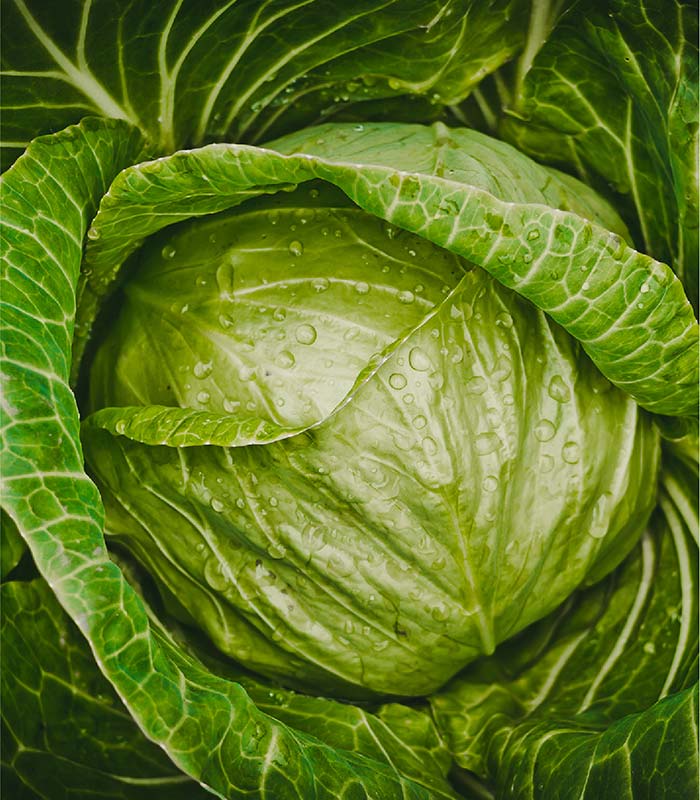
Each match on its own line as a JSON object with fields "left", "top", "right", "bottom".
{"left": 1, "top": 578, "right": 210, "bottom": 800}
{"left": 1, "top": 0, "right": 529, "bottom": 167}
{"left": 501, "top": 0, "right": 699, "bottom": 308}
{"left": 430, "top": 451, "right": 699, "bottom": 799}
{"left": 1, "top": 568, "right": 462, "bottom": 800}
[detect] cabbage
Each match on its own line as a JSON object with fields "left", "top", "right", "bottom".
{"left": 1, "top": 1, "right": 697, "bottom": 797}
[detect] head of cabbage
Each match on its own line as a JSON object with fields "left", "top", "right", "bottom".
{"left": 81, "top": 124, "right": 660, "bottom": 698}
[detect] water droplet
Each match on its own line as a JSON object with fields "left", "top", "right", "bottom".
{"left": 408, "top": 347, "right": 431, "bottom": 372}
{"left": 526, "top": 229, "right": 540, "bottom": 241}
{"left": 423, "top": 436, "right": 438, "bottom": 455}
{"left": 312, "top": 277, "right": 329, "bottom": 292}
{"left": 295, "top": 324, "right": 317, "bottom": 345}
{"left": 492, "top": 361, "right": 512, "bottom": 382}
{"left": 402, "top": 393, "right": 415, "bottom": 405}
{"left": 194, "top": 361, "right": 213, "bottom": 379}
{"left": 276, "top": 350, "right": 295, "bottom": 369}
{"left": 87, "top": 227, "right": 100, "bottom": 241}
{"left": 466, "top": 376, "right": 487, "bottom": 395}
{"left": 482, "top": 475, "right": 499, "bottom": 492}
{"left": 398, "top": 290, "right": 415, "bottom": 304}
{"left": 640, "top": 282, "right": 650, "bottom": 294}
{"left": 236, "top": 498, "right": 246, "bottom": 509}
{"left": 239, "top": 366, "right": 255, "bottom": 381}
{"left": 197, "top": 391, "right": 210, "bottom": 404}
{"left": 413, "top": 414, "right": 427, "bottom": 430}
{"left": 643, "top": 641, "right": 656, "bottom": 655}
{"left": 534, "top": 419, "right": 556, "bottom": 442}
{"left": 115, "top": 420, "right": 127, "bottom": 435}
{"left": 355, "top": 281, "right": 370, "bottom": 294}
{"left": 475, "top": 432, "right": 501, "bottom": 455}
{"left": 431, "top": 604, "right": 449, "bottom": 622}
{"left": 272, "top": 307, "right": 287, "bottom": 322}
{"left": 548, "top": 375, "right": 571, "bottom": 403}
{"left": 288, "top": 240, "right": 304, "bottom": 257}
{"left": 389, "top": 373, "right": 407, "bottom": 390}
{"left": 211, "top": 498, "right": 224, "bottom": 513}
{"left": 216, "top": 261, "right": 235, "bottom": 298}
{"left": 267, "top": 542, "right": 287, "bottom": 559}
{"left": 496, "top": 312, "right": 513, "bottom": 328}
{"left": 203, "top": 558, "right": 229, "bottom": 591}
{"left": 309, "top": 187, "right": 320, "bottom": 198}
{"left": 562, "top": 441, "right": 580, "bottom": 464}
{"left": 541, "top": 454, "right": 554, "bottom": 472}
{"left": 223, "top": 398, "right": 240, "bottom": 413}
{"left": 162, "top": 245, "right": 176, "bottom": 259}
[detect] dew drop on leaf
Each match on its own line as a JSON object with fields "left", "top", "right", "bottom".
{"left": 389, "top": 373, "right": 407, "bottom": 390}
{"left": 562, "top": 441, "right": 580, "bottom": 464}
{"left": 267, "top": 542, "right": 287, "bottom": 559}
{"left": 422, "top": 436, "right": 438, "bottom": 455}
{"left": 275, "top": 350, "right": 295, "bottom": 368}
{"left": 408, "top": 346, "right": 431, "bottom": 372}
{"left": 548, "top": 375, "right": 571, "bottom": 403}
{"left": 295, "top": 324, "right": 317, "bottom": 345}
{"left": 534, "top": 419, "right": 556, "bottom": 442}
{"left": 466, "top": 376, "right": 487, "bottom": 395}
{"left": 203, "top": 558, "right": 229, "bottom": 591}
{"left": 193, "top": 361, "right": 213, "bottom": 379}
{"left": 475, "top": 432, "right": 501, "bottom": 455}
{"left": 482, "top": 475, "right": 499, "bottom": 492}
